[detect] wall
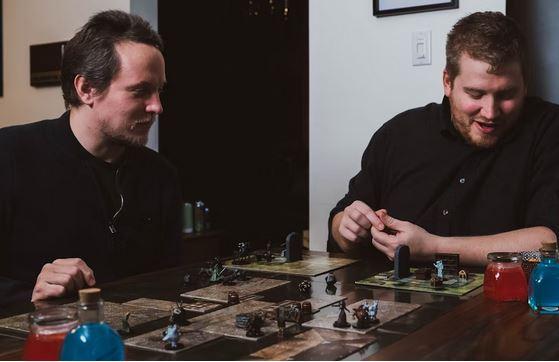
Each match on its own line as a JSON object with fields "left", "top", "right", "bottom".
{"left": 508, "top": 0, "right": 559, "bottom": 104}
{"left": 309, "top": 0, "right": 506, "bottom": 251}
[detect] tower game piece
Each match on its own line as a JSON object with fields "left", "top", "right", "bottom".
{"left": 394, "top": 245, "right": 411, "bottom": 279}
{"left": 285, "top": 232, "right": 303, "bottom": 262}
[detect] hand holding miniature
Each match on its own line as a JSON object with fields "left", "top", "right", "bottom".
{"left": 370, "top": 211, "right": 433, "bottom": 261}
{"left": 337, "top": 201, "right": 386, "bottom": 243}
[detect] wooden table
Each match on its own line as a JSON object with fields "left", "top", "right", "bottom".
{"left": 1, "top": 251, "right": 557, "bottom": 360}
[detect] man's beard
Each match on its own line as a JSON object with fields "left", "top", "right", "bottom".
{"left": 448, "top": 97, "right": 501, "bottom": 149}
{"left": 101, "top": 119, "right": 153, "bottom": 148}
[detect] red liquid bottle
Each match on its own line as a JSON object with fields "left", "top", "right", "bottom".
{"left": 23, "top": 306, "right": 78, "bottom": 361}
{"left": 484, "top": 252, "right": 528, "bottom": 302}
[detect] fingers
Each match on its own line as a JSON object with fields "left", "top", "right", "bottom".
{"left": 30, "top": 258, "right": 96, "bottom": 302}
{"left": 31, "top": 280, "right": 66, "bottom": 302}
{"left": 371, "top": 227, "right": 399, "bottom": 260}
{"left": 352, "top": 201, "right": 384, "bottom": 230}
{"left": 53, "top": 258, "right": 96, "bottom": 286}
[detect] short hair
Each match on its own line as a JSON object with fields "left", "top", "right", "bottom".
{"left": 445, "top": 11, "right": 527, "bottom": 85}
{"left": 61, "top": 10, "right": 164, "bottom": 108}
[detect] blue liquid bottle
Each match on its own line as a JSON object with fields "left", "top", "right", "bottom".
{"left": 528, "top": 242, "right": 559, "bottom": 314}
{"left": 60, "top": 288, "right": 125, "bottom": 360}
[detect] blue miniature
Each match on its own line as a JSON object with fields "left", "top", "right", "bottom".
{"left": 162, "top": 323, "right": 181, "bottom": 350}
{"left": 433, "top": 260, "right": 444, "bottom": 279}
{"left": 368, "top": 300, "right": 379, "bottom": 320}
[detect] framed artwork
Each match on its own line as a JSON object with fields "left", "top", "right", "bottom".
{"left": 373, "top": 0, "right": 458, "bottom": 17}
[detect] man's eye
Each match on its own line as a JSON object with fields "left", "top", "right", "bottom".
{"left": 468, "top": 92, "right": 482, "bottom": 100}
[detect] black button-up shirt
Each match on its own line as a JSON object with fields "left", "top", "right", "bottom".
{"left": 328, "top": 96, "right": 559, "bottom": 253}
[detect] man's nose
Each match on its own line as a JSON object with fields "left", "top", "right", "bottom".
{"left": 146, "top": 93, "right": 163, "bottom": 114}
{"left": 480, "top": 96, "right": 500, "bottom": 120}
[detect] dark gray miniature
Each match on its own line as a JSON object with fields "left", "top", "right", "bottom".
{"left": 118, "top": 312, "right": 132, "bottom": 335}
{"left": 325, "top": 272, "right": 337, "bottom": 286}
{"left": 245, "top": 313, "right": 265, "bottom": 337}
{"left": 333, "top": 300, "right": 350, "bottom": 328}
{"left": 170, "top": 301, "right": 190, "bottom": 326}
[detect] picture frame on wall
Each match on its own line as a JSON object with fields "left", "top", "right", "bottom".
{"left": 373, "top": 0, "right": 458, "bottom": 17}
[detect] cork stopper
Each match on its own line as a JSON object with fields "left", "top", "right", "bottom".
{"left": 78, "top": 288, "right": 101, "bottom": 304}
{"left": 540, "top": 242, "right": 557, "bottom": 252}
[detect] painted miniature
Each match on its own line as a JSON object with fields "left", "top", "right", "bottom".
{"left": 325, "top": 283, "right": 337, "bottom": 295}
{"left": 228, "top": 291, "right": 240, "bottom": 305}
{"left": 162, "top": 323, "right": 183, "bottom": 350}
{"left": 182, "top": 273, "right": 191, "bottom": 286}
{"left": 301, "top": 301, "right": 312, "bottom": 316}
{"left": 458, "top": 269, "right": 469, "bottom": 281}
{"left": 276, "top": 307, "right": 286, "bottom": 338}
{"left": 325, "top": 272, "right": 337, "bottom": 286}
{"left": 433, "top": 260, "right": 444, "bottom": 279}
{"left": 368, "top": 300, "right": 379, "bottom": 323}
{"left": 298, "top": 280, "right": 311, "bottom": 294}
{"left": 232, "top": 242, "right": 252, "bottom": 265}
{"left": 352, "top": 304, "right": 371, "bottom": 329}
{"left": 117, "top": 312, "right": 132, "bottom": 335}
{"left": 245, "top": 313, "right": 265, "bottom": 337}
{"left": 333, "top": 300, "right": 350, "bottom": 328}
{"left": 285, "top": 302, "right": 302, "bottom": 324}
{"left": 170, "top": 301, "right": 190, "bottom": 326}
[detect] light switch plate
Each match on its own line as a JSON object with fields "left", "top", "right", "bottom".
{"left": 412, "top": 31, "right": 431, "bottom": 66}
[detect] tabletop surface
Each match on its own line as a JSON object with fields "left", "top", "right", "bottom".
{"left": 1, "top": 251, "right": 557, "bottom": 360}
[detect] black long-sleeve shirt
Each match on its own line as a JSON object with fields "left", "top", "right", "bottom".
{"left": 0, "top": 112, "right": 183, "bottom": 306}
{"left": 328, "top": 97, "right": 559, "bottom": 254}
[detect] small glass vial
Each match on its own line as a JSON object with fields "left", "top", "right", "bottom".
{"left": 484, "top": 252, "right": 527, "bottom": 302}
{"left": 60, "top": 288, "right": 125, "bottom": 360}
{"left": 528, "top": 242, "right": 559, "bottom": 314}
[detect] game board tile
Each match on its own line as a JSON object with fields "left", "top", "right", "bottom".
{"left": 180, "top": 277, "right": 289, "bottom": 303}
{"left": 125, "top": 328, "right": 222, "bottom": 354}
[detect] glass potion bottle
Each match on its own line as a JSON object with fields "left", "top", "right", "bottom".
{"left": 528, "top": 242, "right": 559, "bottom": 314}
{"left": 60, "top": 288, "right": 125, "bottom": 360}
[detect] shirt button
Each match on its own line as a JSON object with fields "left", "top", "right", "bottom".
{"left": 442, "top": 209, "right": 449, "bottom": 216}
{"left": 459, "top": 178, "right": 466, "bottom": 184}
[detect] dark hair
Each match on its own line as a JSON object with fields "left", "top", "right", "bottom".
{"left": 445, "top": 11, "right": 527, "bottom": 85}
{"left": 61, "top": 10, "right": 164, "bottom": 108}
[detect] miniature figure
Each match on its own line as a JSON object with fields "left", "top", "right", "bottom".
{"left": 117, "top": 312, "right": 132, "bottom": 335}
{"left": 368, "top": 300, "right": 379, "bottom": 323}
{"left": 235, "top": 313, "right": 251, "bottom": 329}
{"left": 183, "top": 273, "right": 191, "bottom": 286}
{"left": 325, "top": 273, "right": 337, "bottom": 286}
{"left": 433, "top": 260, "right": 444, "bottom": 279}
{"left": 263, "top": 241, "right": 274, "bottom": 263}
{"left": 352, "top": 304, "right": 372, "bottom": 329}
{"left": 458, "top": 269, "right": 469, "bottom": 281}
{"left": 298, "top": 280, "right": 311, "bottom": 294}
{"left": 245, "top": 313, "right": 265, "bottom": 337}
{"left": 232, "top": 242, "right": 252, "bottom": 265}
{"left": 162, "top": 323, "right": 183, "bottom": 350}
{"left": 333, "top": 300, "right": 350, "bottom": 328}
{"left": 301, "top": 301, "right": 312, "bottom": 316}
{"left": 228, "top": 291, "right": 240, "bottom": 305}
{"left": 285, "top": 302, "right": 302, "bottom": 324}
{"left": 325, "top": 283, "right": 337, "bottom": 295}
{"left": 170, "top": 301, "right": 190, "bottom": 326}
{"left": 276, "top": 307, "right": 286, "bottom": 338}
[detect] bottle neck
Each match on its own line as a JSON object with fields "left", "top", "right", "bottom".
{"left": 78, "top": 300, "right": 104, "bottom": 324}
{"left": 540, "top": 250, "right": 557, "bottom": 264}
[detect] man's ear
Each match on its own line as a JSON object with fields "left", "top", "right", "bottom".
{"left": 443, "top": 69, "right": 452, "bottom": 97}
{"left": 74, "top": 75, "right": 95, "bottom": 107}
